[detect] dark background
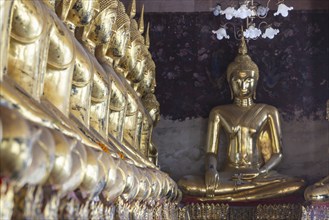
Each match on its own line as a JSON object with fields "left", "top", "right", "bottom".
{"left": 145, "top": 11, "right": 329, "bottom": 121}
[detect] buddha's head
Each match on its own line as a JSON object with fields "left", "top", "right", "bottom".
{"left": 226, "top": 37, "right": 259, "bottom": 100}
{"left": 107, "top": 2, "right": 130, "bottom": 58}
{"left": 62, "top": 0, "right": 98, "bottom": 27}
{"left": 142, "top": 93, "right": 160, "bottom": 126}
{"left": 137, "top": 57, "right": 156, "bottom": 96}
{"left": 127, "top": 45, "right": 149, "bottom": 84}
{"left": 120, "top": 19, "right": 144, "bottom": 74}
{"left": 83, "top": 0, "right": 118, "bottom": 46}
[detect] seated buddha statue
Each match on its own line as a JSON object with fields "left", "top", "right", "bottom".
{"left": 115, "top": 2, "right": 145, "bottom": 81}
{"left": 94, "top": 1, "right": 130, "bottom": 142}
{"left": 304, "top": 176, "right": 329, "bottom": 202}
{"left": 141, "top": 93, "right": 160, "bottom": 165}
{"left": 6, "top": 0, "right": 52, "bottom": 100}
{"left": 95, "top": 1, "right": 130, "bottom": 68}
{"left": 136, "top": 55, "right": 156, "bottom": 98}
{"left": 178, "top": 38, "right": 304, "bottom": 201}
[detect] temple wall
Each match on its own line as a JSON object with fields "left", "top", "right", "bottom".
{"left": 145, "top": 10, "right": 329, "bottom": 184}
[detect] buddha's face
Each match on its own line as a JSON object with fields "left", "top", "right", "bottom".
{"left": 108, "top": 24, "right": 130, "bottom": 58}
{"left": 137, "top": 67, "right": 155, "bottom": 96}
{"left": 129, "top": 56, "right": 146, "bottom": 83}
{"left": 66, "top": 0, "right": 97, "bottom": 26}
{"left": 230, "top": 70, "right": 257, "bottom": 99}
{"left": 126, "top": 41, "right": 143, "bottom": 71}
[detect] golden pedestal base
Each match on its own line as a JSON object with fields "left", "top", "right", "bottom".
{"left": 178, "top": 196, "right": 329, "bottom": 220}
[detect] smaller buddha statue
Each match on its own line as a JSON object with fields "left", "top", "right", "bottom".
{"left": 94, "top": 1, "right": 130, "bottom": 142}
{"left": 128, "top": 45, "right": 149, "bottom": 93}
{"left": 123, "top": 93, "right": 139, "bottom": 147}
{"left": 42, "top": 0, "right": 76, "bottom": 116}
{"left": 178, "top": 38, "right": 304, "bottom": 201}
{"left": 55, "top": 0, "right": 98, "bottom": 127}
{"left": 115, "top": 6, "right": 145, "bottom": 81}
{"left": 304, "top": 176, "right": 329, "bottom": 202}
{"left": 0, "top": 107, "right": 35, "bottom": 182}
{"left": 7, "top": 0, "right": 52, "bottom": 100}
{"left": 75, "top": 0, "right": 118, "bottom": 54}
{"left": 95, "top": 1, "right": 130, "bottom": 67}
{"left": 55, "top": 0, "right": 97, "bottom": 31}
{"left": 304, "top": 100, "right": 329, "bottom": 202}
{"left": 74, "top": 0, "right": 118, "bottom": 138}
{"left": 137, "top": 57, "right": 156, "bottom": 98}
{"left": 141, "top": 93, "right": 160, "bottom": 165}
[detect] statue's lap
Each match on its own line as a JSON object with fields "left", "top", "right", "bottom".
{"left": 178, "top": 171, "right": 304, "bottom": 200}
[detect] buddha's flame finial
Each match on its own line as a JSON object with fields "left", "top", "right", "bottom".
{"left": 238, "top": 36, "right": 248, "bottom": 55}
{"left": 145, "top": 22, "right": 150, "bottom": 49}
{"left": 128, "top": 0, "right": 136, "bottom": 18}
{"left": 138, "top": 4, "right": 145, "bottom": 34}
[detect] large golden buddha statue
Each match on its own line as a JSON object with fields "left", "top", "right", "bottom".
{"left": 178, "top": 38, "right": 304, "bottom": 201}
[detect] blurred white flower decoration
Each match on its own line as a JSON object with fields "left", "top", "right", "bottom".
{"left": 235, "top": 4, "right": 253, "bottom": 19}
{"left": 220, "top": 7, "right": 236, "bottom": 20}
{"left": 262, "top": 27, "right": 280, "bottom": 39}
{"left": 212, "top": 28, "right": 230, "bottom": 40}
{"left": 211, "top": 0, "right": 293, "bottom": 40}
{"left": 243, "top": 25, "right": 262, "bottom": 39}
{"left": 211, "top": 4, "right": 222, "bottom": 16}
{"left": 257, "top": 5, "right": 269, "bottom": 17}
{"left": 274, "top": 3, "right": 294, "bottom": 17}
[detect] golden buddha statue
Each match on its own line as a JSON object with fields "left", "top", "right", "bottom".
{"left": 6, "top": 0, "right": 52, "bottom": 100}
{"left": 141, "top": 93, "right": 160, "bottom": 165}
{"left": 74, "top": 0, "right": 118, "bottom": 138}
{"left": 53, "top": 0, "right": 96, "bottom": 126}
{"left": 304, "top": 100, "right": 329, "bottom": 202}
{"left": 125, "top": 5, "right": 147, "bottom": 89}
{"left": 178, "top": 38, "right": 304, "bottom": 201}
{"left": 94, "top": 1, "right": 130, "bottom": 142}
{"left": 304, "top": 176, "right": 329, "bottom": 202}
{"left": 55, "top": 0, "right": 97, "bottom": 31}
{"left": 123, "top": 93, "right": 139, "bottom": 147}
{"left": 95, "top": 1, "right": 130, "bottom": 68}
{"left": 75, "top": 0, "right": 118, "bottom": 54}
{"left": 128, "top": 45, "right": 149, "bottom": 93}
{"left": 137, "top": 56, "right": 156, "bottom": 98}
{"left": 115, "top": 2, "right": 145, "bottom": 81}
{"left": 42, "top": 0, "right": 76, "bottom": 116}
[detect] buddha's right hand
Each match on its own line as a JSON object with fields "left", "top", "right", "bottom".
{"left": 205, "top": 168, "right": 220, "bottom": 197}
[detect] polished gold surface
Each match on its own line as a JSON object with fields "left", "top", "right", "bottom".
{"left": 304, "top": 176, "right": 329, "bottom": 202}
{"left": 0, "top": 0, "right": 14, "bottom": 81}
{"left": 141, "top": 93, "right": 160, "bottom": 164}
{"left": 7, "top": 0, "right": 51, "bottom": 100}
{"left": 1, "top": 0, "right": 179, "bottom": 219}
{"left": 43, "top": 4, "right": 75, "bottom": 116}
{"left": 95, "top": 1, "right": 131, "bottom": 67}
{"left": 178, "top": 38, "right": 304, "bottom": 201}
{"left": 137, "top": 56, "right": 156, "bottom": 97}
{"left": 116, "top": 18, "right": 144, "bottom": 79}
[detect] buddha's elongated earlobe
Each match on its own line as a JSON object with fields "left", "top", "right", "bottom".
{"left": 253, "top": 89, "right": 256, "bottom": 100}
{"left": 229, "top": 85, "right": 233, "bottom": 100}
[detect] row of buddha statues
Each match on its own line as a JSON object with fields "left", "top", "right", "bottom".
{"left": 0, "top": 0, "right": 181, "bottom": 219}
